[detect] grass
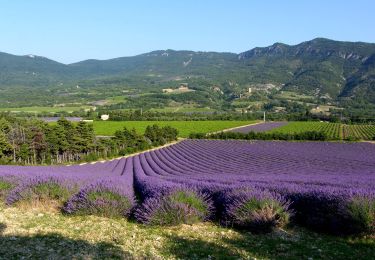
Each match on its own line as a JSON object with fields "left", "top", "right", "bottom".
{"left": 93, "top": 120, "right": 257, "bottom": 137}
{"left": 0, "top": 203, "right": 374, "bottom": 259}
{"left": 267, "top": 121, "right": 375, "bottom": 140}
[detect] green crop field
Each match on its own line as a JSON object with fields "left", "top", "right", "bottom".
{"left": 268, "top": 121, "right": 375, "bottom": 140}
{"left": 93, "top": 120, "right": 258, "bottom": 137}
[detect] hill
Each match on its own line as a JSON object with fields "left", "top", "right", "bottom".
{"left": 238, "top": 38, "right": 375, "bottom": 102}
{"left": 0, "top": 38, "right": 374, "bottom": 108}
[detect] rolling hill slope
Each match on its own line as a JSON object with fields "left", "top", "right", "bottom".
{"left": 0, "top": 38, "right": 374, "bottom": 105}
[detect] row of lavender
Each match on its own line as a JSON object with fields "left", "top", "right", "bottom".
{"left": 0, "top": 140, "right": 374, "bottom": 234}
{"left": 0, "top": 159, "right": 135, "bottom": 218}
{"left": 132, "top": 140, "right": 375, "bottom": 234}
{"left": 229, "top": 121, "right": 288, "bottom": 133}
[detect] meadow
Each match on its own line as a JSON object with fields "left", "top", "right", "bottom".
{"left": 93, "top": 120, "right": 257, "bottom": 137}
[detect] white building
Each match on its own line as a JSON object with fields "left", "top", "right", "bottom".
{"left": 100, "top": 114, "right": 110, "bottom": 121}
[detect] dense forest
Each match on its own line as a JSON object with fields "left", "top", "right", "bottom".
{"left": 0, "top": 115, "right": 178, "bottom": 165}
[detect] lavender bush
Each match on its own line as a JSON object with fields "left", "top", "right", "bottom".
{"left": 345, "top": 196, "right": 375, "bottom": 234}
{"left": 5, "top": 176, "right": 74, "bottom": 206}
{"left": 219, "top": 188, "right": 291, "bottom": 233}
{"left": 135, "top": 189, "right": 212, "bottom": 225}
{"left": 63, "top": 178, "right": 134, "bottom": 218}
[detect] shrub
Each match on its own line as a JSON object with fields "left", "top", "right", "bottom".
{"left": 190, "top": 131, "right": 328, "bottom": 141}
{"left": 346, "top": 196, "right": 375, "bottom": 234}
{"left": 63, "top": 180, "right": 134, "bottom": 218}
{"left": 135, "top": 189, "right": 212, "bottom": 225}
{"left": 282, "top": 190, "right": 374, "bottom": 235}
{"left": 0, "top": 180, "right": 13, "bottom": 200}
{"left": 6, "top": 177, "right": 72, "bottom": 206}
{"left": 189, "top": 133, "right": 207, "bottom": 139}
{"left": 222, "top": 189, "right": 291, "bottom": 233}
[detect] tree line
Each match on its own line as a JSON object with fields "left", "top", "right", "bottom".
{"left": 0, "top": 115, "right": 178, "bottom": 165}
{"left": 189, "top": 131, "right": 329, "bottom": 141}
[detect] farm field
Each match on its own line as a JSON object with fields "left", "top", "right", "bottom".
{"left": 342, "top": 124, "right": 375, "bottom": 140}
{"left": 267, "top": 121, "right": 342, "bottom": 139}
{"left": 0, "top": 106, "right": 93, "bottom": 113}
{"left": 274, "top": 91, "right": 316, "bottom": 101}
{"left": 230, "top": 121, "right": 288, "bottom": 133}
{"left": 0, "top": 140, "right": 374, "bottom": 258}
{"left": 149, "top": 106, "right": 216, "bottom": 113}
{"left": 1, "top": 140, "right": 375, "bottom": 228}
{"left": 92, "top": 120, "right": 257, "bottom": 137}
{"left": 267, "top": 121, "right": 375, "bottom": 140}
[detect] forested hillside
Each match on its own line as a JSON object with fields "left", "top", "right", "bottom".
{"left": 0, "top": 38, "right": 374, "bottom": 109}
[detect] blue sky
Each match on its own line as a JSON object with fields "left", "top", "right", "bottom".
{"left": 0, "top": 0, "right": 374, "bottom": 63}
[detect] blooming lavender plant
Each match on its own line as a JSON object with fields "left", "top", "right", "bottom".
{"left": 135, "top": 188, "right": 213, "bottom": 225}
{"left": 6, "top": 175, "right": 74, "bottom": 206}
{"left": 63, "top": 178, "right": 135, "bottom": 218}
{"left": 219, "top": 188, "right": 291, "bottom": 233}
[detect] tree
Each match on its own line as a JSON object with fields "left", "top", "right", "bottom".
{"left": 0, "top": 131, "right": 12, "bottom": 160}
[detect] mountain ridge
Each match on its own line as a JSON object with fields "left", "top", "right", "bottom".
{"left": 0, "top": 38, "right": 374, "bottom": 105}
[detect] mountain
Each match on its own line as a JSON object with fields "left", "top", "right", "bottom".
{"left": 238, "top": 38, "right": 375, "bottom": 101}
{"left": 0, "top": 38, "right": 374, "bottom": 105}
{"left": 0, "top": 52, "right": 73, "bottom": 86}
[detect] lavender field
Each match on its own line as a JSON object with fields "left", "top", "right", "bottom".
{"left": 1, "top": 140, "right": 374, "bottom": 235}
{"left": 230, "top": 122, "right": 288, "bottom": 133}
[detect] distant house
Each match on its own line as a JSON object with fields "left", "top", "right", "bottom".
{"left": 179, "top": 83, "right": 189, "bottom": 90}
{"left": 100, "top": 114, "right": 110, "bottom": 121}
{"left": 162, "top": 88, "right": 174, "bottom": 93}
{"left": 178, "top": 86, "right": 189, "bottom": 91}
{"left": 162, "top": 83, "right": 192, "bottom": 94}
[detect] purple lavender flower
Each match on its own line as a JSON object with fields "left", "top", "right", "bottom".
{"left": 134, "top": 188, "right": 213, "bottom": 225}
{"left": 230, "top": 122, "right": 288, "bottom": 133}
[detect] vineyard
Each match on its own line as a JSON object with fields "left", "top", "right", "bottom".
{"left": 267, "top": 121, "right": 375, "bottom": 140}
{"left": 342, "top": 124, "right": 375, "bottom": 140}
{"left": 1, "top": 140, "right": 374, "bottom": 236}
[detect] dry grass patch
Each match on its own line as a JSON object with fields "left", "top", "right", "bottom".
{"left": 0, "top": 204, "right": 374, "bottom": 259}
